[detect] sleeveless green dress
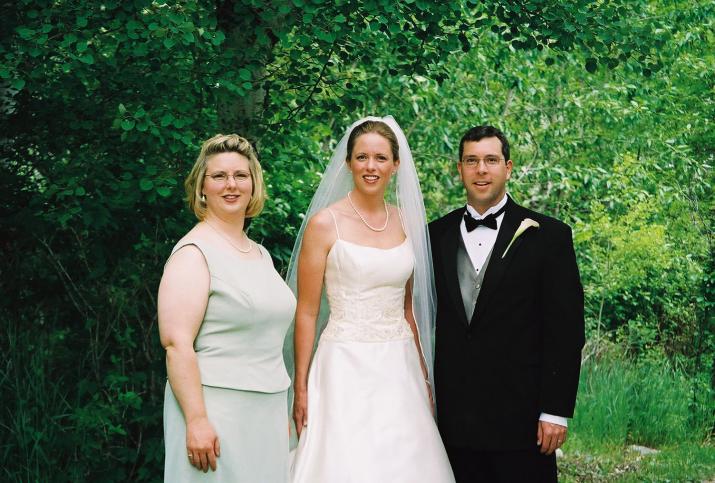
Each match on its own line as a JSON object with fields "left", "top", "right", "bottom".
{"left": 163, "top": 238, "right": 296, "bottom": 482}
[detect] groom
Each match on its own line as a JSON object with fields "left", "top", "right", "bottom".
{"left": 429, "top": 126, "right": 585, "bottom": 482}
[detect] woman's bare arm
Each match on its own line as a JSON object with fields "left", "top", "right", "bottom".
{"left": 292, "top": 211, "right": 335, "bottom": 437}
{"left": 158, "top": 245, "right": 219, "bottom": 472}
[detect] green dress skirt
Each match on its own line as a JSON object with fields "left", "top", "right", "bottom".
{"left": 164, "top": 383, "right": 289, "bottom": 482}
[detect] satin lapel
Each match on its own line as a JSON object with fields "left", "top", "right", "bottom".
{"left": 470, "top": 197, "right": 524, "bottom": 325}
{"left": 440, "top": 209, "right": 469, "bottom": 327}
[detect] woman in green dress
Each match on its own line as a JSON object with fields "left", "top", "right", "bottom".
{"left": 158, "top": 134, "right": 296, "bottom": 482}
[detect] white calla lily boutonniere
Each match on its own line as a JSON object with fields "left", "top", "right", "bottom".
{"left": 502, "top": 218, "right": 540, "bottom": 258}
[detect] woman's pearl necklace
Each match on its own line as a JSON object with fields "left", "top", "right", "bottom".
{"left": 347, "top": 191, "right": 389, "bottom": 232}
{"left": 205, "top": 220, "right": 253, "bottom": 253}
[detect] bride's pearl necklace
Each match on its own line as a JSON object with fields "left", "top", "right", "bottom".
{"left": 347, "top": 191, "right": 389, "bottom": 232}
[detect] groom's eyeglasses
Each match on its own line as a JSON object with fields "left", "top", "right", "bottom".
{"left": 460, "top": 156, "right": 504, "bottom": 168}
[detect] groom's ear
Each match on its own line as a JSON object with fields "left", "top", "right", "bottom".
{"left": 505, "top": 159, "right": 513, "bottom": 179}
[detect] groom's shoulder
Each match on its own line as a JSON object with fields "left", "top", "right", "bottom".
{"left": 515, "top": 202, "right": 572, "bottom": 237}
{"left": 428, "top": 207, "right": 463, "bottom": 232}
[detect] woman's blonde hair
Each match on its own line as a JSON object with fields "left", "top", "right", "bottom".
{"left": 184, "top": 134, "right": 266, "bottom": 220}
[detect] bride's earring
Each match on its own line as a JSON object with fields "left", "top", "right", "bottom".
{"left": 201, "top": 193, "right": 206, "bottom": 203}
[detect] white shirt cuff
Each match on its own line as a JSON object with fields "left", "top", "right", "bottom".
{"left": 539, "top": 413, "right": 568, "bottom": 427}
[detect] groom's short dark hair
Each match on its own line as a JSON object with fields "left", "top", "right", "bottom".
{"left": 459, "top": 126, "right": 510, "bottom": 162}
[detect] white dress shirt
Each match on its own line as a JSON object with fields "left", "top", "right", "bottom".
{"left": 460, "top": 194, "right": 568, "bottom": 428}
{"left": 460, "top": 195, "right": 508, "bottom": 273}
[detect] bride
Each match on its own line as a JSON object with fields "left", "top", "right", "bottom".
{"left": 287, "top": 116, "right": 455, "bottom": 482}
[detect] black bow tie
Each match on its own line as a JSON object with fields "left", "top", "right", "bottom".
{"left": 464, "top": 205, "right": 506, "bottom": 232}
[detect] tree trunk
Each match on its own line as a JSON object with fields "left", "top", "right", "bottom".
{"left": 215, "top": 0, "right": 281, "bottom": 144}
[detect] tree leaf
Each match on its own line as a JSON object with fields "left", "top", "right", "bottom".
{"left": 160, "top": 113, "right": 174, "bottom": 127}
{"left": 139, "top": 178, "right": 154, "bottom": 191}
{"left": 239, "top": 68, "right": 252, "bottom": 81}
{"left": 17, "top": 27, "right": 34, "bottom": 39}
{"left": 79, "top": 53, "right": 94, "bottom": 65}
{"left": 211, "top": 31, "right": 225, "bottom": 46}
{"left": 11, "top": 78, "right": 25, "bottom": 90}
{"left": 156, "top": 186, "right": 172, "bottom": 197}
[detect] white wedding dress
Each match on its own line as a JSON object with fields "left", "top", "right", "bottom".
{"left": 290, "top": 229, "right": 455, "bottom": 482}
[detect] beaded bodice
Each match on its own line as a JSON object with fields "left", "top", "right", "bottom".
{"left": 320, "top": 238, "right": 415, "bottom": 342}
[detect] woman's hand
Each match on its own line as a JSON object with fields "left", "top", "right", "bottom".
{"left": 426, "top": 381, "right": 435, "bottom": 416}
{"left": 186, "top": 416, "right": 221, "bottom": 472}
{"left": 293, "top": 388, "right": 308, "bottom": 438}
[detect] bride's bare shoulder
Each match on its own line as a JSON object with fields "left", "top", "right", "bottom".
{"left": 307, "top": 202, "right": 343, "bottom": 234}
{"left": 306, "top": 199, "right": 351, "bottom": 241}
{"left": 386, "top": 203, "right": 401, "bottom": 215}
{"left": 310, "top": 199, "right": 350, "bottom": 223}
{"left": 307, "top": 209, "right": 333, "bottom": 231}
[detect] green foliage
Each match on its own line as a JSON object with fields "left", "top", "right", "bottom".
{"left": 1, "top": 0, "right": 713, "bottom": 480}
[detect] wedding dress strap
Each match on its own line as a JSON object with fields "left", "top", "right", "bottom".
{"left": 327, "top": 208, "right": 341, "bottom": 240}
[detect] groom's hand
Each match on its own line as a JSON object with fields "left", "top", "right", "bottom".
{"left": 537, "top": 420, "right": 567, "bottom": 455}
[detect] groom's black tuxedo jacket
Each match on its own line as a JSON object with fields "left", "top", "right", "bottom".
{"left": 429, "top": 196, "right": 585, "bottom": 451}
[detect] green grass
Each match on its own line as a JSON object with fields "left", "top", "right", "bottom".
{"left": 572, "top": 355, "right": 712, "bottom": 447}
{"left": 636, "top": 443, "right": 715, "bottom": 482}
{"left": 559, "top": 440, "right": 715, "bottom": 482}
{"left": 558, "top": 349, "right": 715, "bottom": 481}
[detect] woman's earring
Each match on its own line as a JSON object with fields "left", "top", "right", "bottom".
{"left": 201, "top": 194, "right": 206, "bottom": 203}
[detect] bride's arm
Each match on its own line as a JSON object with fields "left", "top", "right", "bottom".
{"left": 404, "top": 276, "right": 434, "bottom": 412}
{"left": 293, "top": 211, "right": 334, "bottom": 437}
